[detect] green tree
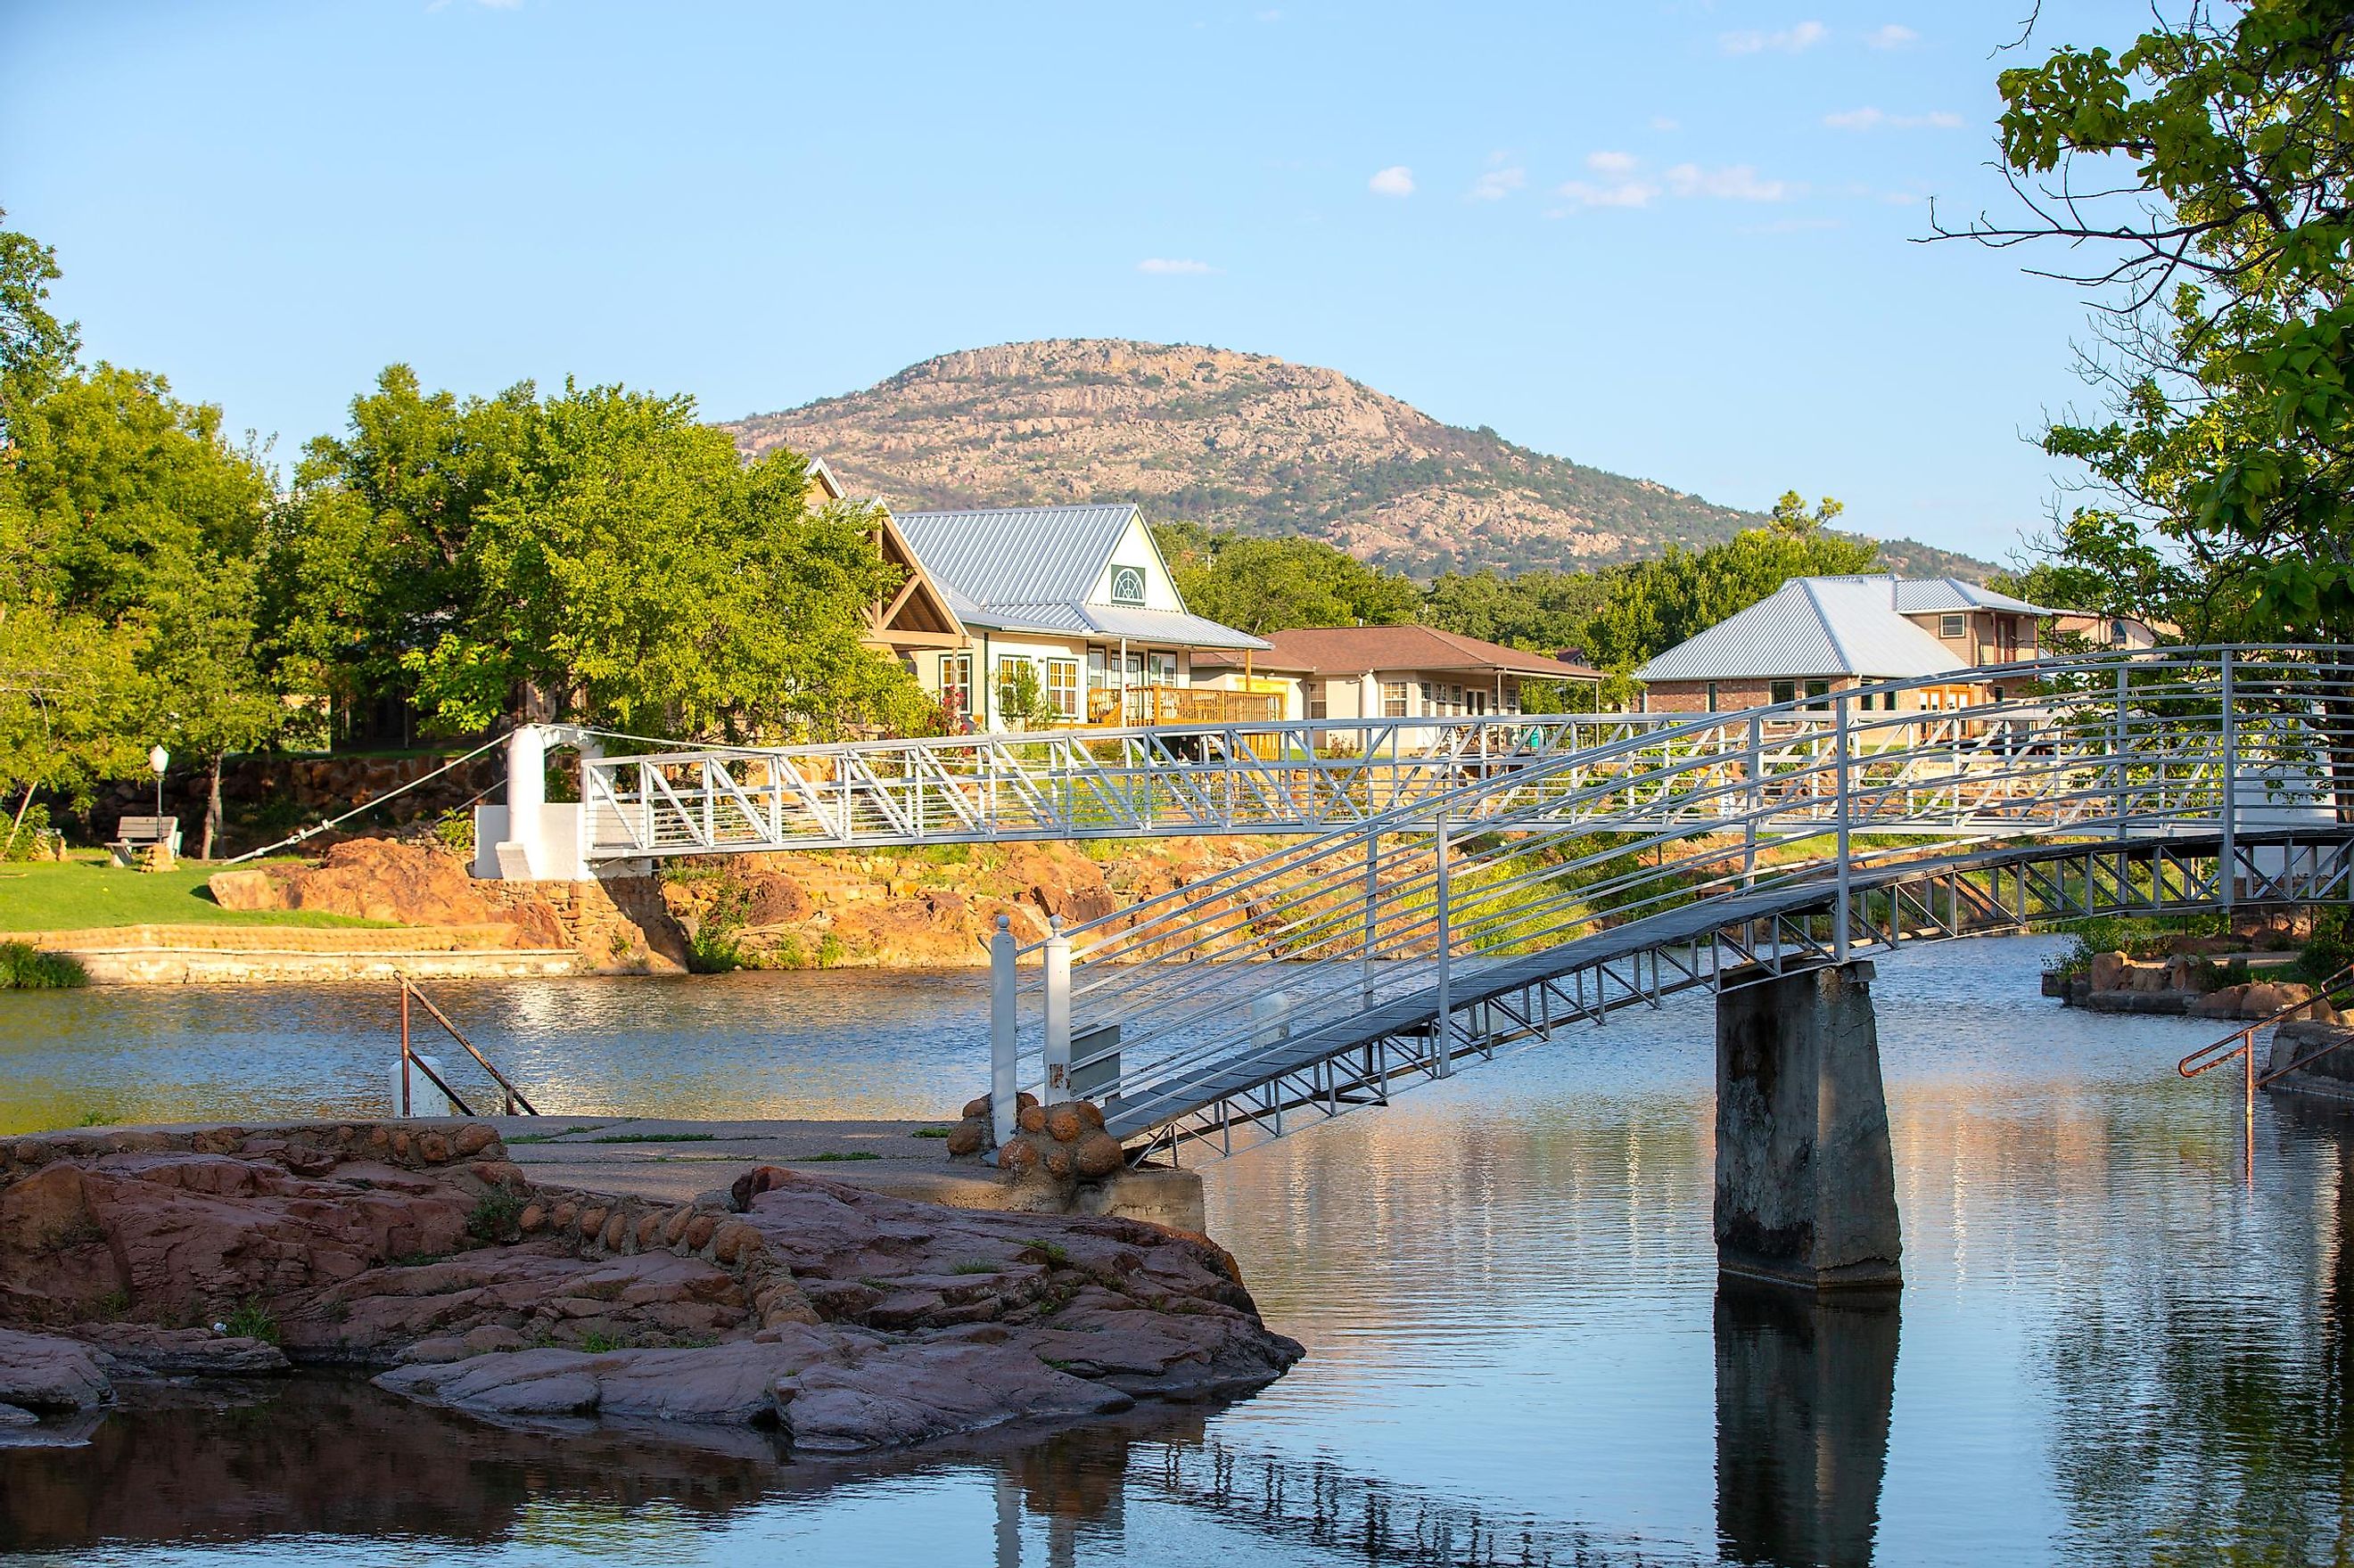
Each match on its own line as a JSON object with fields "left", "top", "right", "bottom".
{"left": 146, "top": 557, "right": 284, "bottom": 857}
{"left": 1154, "top": 521, "right": 1419, "bottom": 634}
{"left": 1580, "top": 500, "right": 1876, "bottom": 670}
{"left": 0, "top": 208, "right": 77, "bottom": 436}
{"left": 0, "top": 221, "right": 277, "bottom": 850}
{"left": 1948, "top": 2, "right": 2354, "bottom": 641}
{"left": 401, "top": 379, "right": 922, "bottom": 741}
{"left": 268, "top": 366, "right": 534, "bottom": 733}
{"left": 1421, "top": 567, "right": 1612, "bottom": 657}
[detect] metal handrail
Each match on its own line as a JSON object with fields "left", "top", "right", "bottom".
{"left": 2177, "top": 960, "right": 2354, "bottom": 1080}
{"left": 990, "top": 647, "right": 2354, "bottom": 1139}
{"left": 397, "top": 975, "right": 541, "bottom": 1117}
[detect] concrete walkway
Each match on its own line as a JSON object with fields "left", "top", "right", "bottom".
{"left": 481, "top": 1114, "right": 1206, "bottom": 1230}
{"left": 483, "top": 1115, "right": 967, "bottom": 1205}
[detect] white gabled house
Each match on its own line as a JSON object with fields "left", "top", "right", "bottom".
{"left": 887, "top": 504, "right": 1273, "bottom": 731}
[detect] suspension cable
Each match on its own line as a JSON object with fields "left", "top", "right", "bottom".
{"left": 219, "top": 734, "right": 509, "bottom": 866}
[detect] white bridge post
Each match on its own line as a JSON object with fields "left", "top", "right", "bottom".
{"left": 2112, "top": 660, "right": 2129, "bottom": 835}
{"left": 990, "top": 915, "right": 1019, "bottom": 1147}
{"left": 499, "top": 722, "right": 547, "bottom": 880}
{"left": 2220, "top": 649, "right": 2238, "bottom": 911}
{"left": 1833, "top": 694, "right": 1852, "bottom": 963}
{"left": 1434, "top": 814, "right": 1453, "bottom": 1077}
{"left": 1043, "top": 915, "right": 1071, "bottom": 1103}
{"left": 1361, "top": 830, "right": 1380, "bottom": 1007}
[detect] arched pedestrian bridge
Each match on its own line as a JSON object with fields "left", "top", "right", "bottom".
{"left": 487, "top": 647, "right": 2354, "bottom": 1290}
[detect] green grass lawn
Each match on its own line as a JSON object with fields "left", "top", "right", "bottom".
{"left": 0, "top": 856, "right": 394, "bottom": 932}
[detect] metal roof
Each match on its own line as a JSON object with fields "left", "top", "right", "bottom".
{"left": 963, "top": 600, "right": 1272, "bottom": 651}
{"left": 1635, "top": 577, "right": 1971, "bottom": 683}
{"left": 895, "top": 505, "right": 1141, "bottom": 609}
{"left": 1813, "top": 574, "right": 2066, "bottom": 617}
{"left": 894, "top": 504, "right": 1270, "bottom": 651}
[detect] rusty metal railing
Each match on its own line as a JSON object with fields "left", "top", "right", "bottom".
{"left": 2178, "top": 960, "right": 2354, "bottom": 1180}
{"left": 397, "top": 975, "right": 541, "bottom": 1117}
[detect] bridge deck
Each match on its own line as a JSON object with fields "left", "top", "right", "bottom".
{"left": 1101, "top": 830, "right": 2345, "bottom": 1144}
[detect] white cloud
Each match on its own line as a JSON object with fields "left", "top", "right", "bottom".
{"left": 1585, "top": 150, "right": 1640, "bottom": 175}
{"left": 1137, "top": 258, "right": 1216, "bottom": 275}
{"left": 1719, "top": 20, "right": 1825, "bottom": 54}
{"left": 1469, "top": 167, "right": 1527, "bottom": 201}
{"left": 1824, "top": 106, "right": 1963, "bottom": 131}
{"left": 1369, "top": 165, "right": 1415, "bottom": 197}
{"left": 1866, "top": 23, "right": 1918, "bottom": 49}
{"left": 1666, "top": 162, "right": 1791, "bottom": 201}
{"left": 1555, "top": 177, "right": 1660, "bottom": 209}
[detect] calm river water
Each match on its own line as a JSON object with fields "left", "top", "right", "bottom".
{"left": 4, "top": 935, "right": 2350, "bottom": 1566}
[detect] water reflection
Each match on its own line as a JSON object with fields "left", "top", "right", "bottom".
{"left": 20, "top": 939, "right": 2354, "bottom": 1564}
{"left": 1714, "top": 1284, "right": 1898, "bottom": 1567}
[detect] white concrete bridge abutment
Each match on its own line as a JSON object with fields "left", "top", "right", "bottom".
{"left": 1714, "top": 960, "right": 1903, "bottom": 1293}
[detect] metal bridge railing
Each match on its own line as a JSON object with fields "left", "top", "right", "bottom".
{"left": 575, "top": 712, "right": 1714, "bottom": 855}
{"left": 983, "top": 647, "right": 2354, "bottom": 1151}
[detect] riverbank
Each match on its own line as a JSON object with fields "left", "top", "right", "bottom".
{"left": 17, "top": 924, "right": 580, "bottom": 984}
{"left": 0, "top": 1118, "right": 1288, "bottom": 1456}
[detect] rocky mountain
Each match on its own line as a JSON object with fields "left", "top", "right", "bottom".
{"left": 725, "top": 339, "right": 1992, "bottom": 580}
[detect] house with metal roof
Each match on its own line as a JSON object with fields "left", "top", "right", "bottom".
{"left": 1198, "top": 626, "right": 1601, "bottom": 735}
{"left": 890, "top": 504, "right": 1273, "bottom": 730}
{"left": 1634, "top": 575, "right": 2068, "bottom": 714}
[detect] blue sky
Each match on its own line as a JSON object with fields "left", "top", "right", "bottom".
{"left": 3, "top": 1, "right": 2154, "bottom": 563}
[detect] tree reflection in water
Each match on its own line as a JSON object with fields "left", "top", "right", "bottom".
{"left": 2045, "top": 1092, "right": 2354, "bottom": 1565}
{"left": 1, "top": 1371, "right": 1723, "bottom": 1566}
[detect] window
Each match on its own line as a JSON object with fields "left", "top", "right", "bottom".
{"left": 1046, "top": 659, "right": 1080, "bottom": 719}
{"left": 1383, "top": 681, "right": 1410, "bottom": 718}
{"left": 938, "top": 653, "right": 971, "bottom": 719}
{"left": 1939, "top": 612, "right": 1965, "bottom": 640}
{"left": 1146, "top": 650, "right": 1177, "bottom": 685}
{"left": 1770, "top": 679, "right": 1797, "bottom": 707}
{"left": 1706, "top": 682, "right": 1719, "bottom": 713}
{"left": 1307, "top": 685, "right": 1329, "bottom": 720}
{"left": 1804, "top": 679, "right": 1831, "bottom": 710}
{"left": 1108, "top": 566, "right": 1147, "bottom": 606}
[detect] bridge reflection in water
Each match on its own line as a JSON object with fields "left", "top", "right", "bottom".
{"left": 1714, "top": 1284, "right": 1900, "bottom": 1568}
{"left": 0, "top": 1305, "right": 1902, "bottom": 1568}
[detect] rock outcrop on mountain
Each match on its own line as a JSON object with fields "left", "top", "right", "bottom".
{"left": 725, "top": 339, "right": 1990, "bottom": 579}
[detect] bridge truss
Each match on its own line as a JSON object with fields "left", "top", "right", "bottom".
{"left": 971, "top": 648, "right": 2354, "bottom": 1160}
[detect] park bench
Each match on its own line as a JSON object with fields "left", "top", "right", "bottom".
{"left": 108, "top": 815, "right": 182, "bottom": 866}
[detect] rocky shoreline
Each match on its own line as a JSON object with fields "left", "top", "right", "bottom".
{"left": 0, "top": 1120, "right": 1299, "bottom": 1456}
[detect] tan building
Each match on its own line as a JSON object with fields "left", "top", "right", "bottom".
{"left": 1198, "top": 626, "right": 1601, "bottom": 740}
{"left": 1634, "top": 575, "right": 2065, "bottom": 714}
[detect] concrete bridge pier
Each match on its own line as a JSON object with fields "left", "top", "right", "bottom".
{"left": 1714, "top": 960, "right": 1903, "bottom": 1291}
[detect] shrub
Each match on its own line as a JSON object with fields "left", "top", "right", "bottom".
{"left": 2048, "top": 915, "right": 2221, "bottom": 976}
{"left": 466, "top": 1189, "right": 523, "bottom": 1244}
{"left": 221, "top": 1298, "right": 279, "bottom": 1344}
{"left": 686, "top": 878, "right": 753, "bottom": 974}
{"left": 429, "top": 808, "right": 474, "bottom": 856}
{"left": 1, "top": 803, "right": 58, "bottom": 861}
{"left": 815, "top": 932, "right": 845, "bottom": 968}
{"left": 0, "top": 942, "right": 87, "bottom": 989}
{"left": 2300, "top": 907, "right": 2354, "bottom": 988}
{"left": 686, "top": 923, "right": 745, "bottom": 974}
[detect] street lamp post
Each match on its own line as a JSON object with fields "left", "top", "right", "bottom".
{"left": 147, "top": 745, "right": 168, "bottom": 821}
